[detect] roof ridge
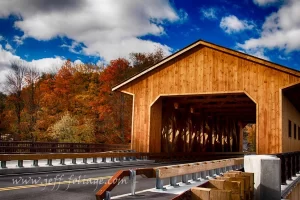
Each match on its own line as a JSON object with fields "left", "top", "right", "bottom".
{"left": 112, "top": 39, "right": 300, "bottom": 91}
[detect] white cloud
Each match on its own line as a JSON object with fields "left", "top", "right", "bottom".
{"left": 278, "top": 55, "right": 291, "bottom": 60}
{"left": 13, "top": 35, "right": 26, "bottom": 46}
{"left": 0, "top": 44, "right": 21, "bottom": 92}
{"left": 0, "top": 0, "right": 184, "bottom": 61}
{"left": 4, "top": 42, "right": 13, "bottom": 52}
{"left": 28, "top": 57, "right": 65, "bottom": 73}
{"left": 0, "top": 35, "right": 4, "bottom": 41}
{"left": 249, "top": 48, "right": 269, "bottom": 60}
{"left": 220, "top": 15, "right": 255, "bottom": 34}
{"left": 178, "top": 9, "right": 189, "bottom": 23}
{"left": 253, "top": 0, "right": 280, "bottom": 6}
{"left": 200, "top": 7, "right": 218, "bottom": 20}
{"left": 61, "top": 41, "right": 83, "bottom": 54}
{"left": 74, "top": 59, "right": 83, "bottom": 65}
{"left": 0, "top": 44, "right": 66, "bottom": 92}
{"left": 239, "top": 0, "right": 300, "bottom": 53}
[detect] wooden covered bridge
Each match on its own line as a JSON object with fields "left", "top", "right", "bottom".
{"left": 113, "top": 40, "right": 300, "bottom": 154}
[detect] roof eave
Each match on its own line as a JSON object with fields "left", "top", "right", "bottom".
{"left": 112, "top": 40, "right": 300, "bottom": 92}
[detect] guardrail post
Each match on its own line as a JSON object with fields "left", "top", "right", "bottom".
{"left": 208, "top": 170, "right": 213, "bottom": 178}
{"left": 47, "top": 159, "right": 53, "bottom": 166}
{"left": 17, "top": 160, "right": 23, "bottom": 168}
{"left": 292, "top": 152, "right": 296, "bottom": 177}
{"left": 129, "top": 169, "right": 136, "bottom": 195}
{"left": 82, "top": 158, "right": 88, "bottom": 164}
{"left": 201, "top": 171, "right": 207, "bottom": 180}
{"left": 131, "top": 151, "right": 136, "bottom": 160}
{"left": 115, "top": 151, "right": 119, "bottom": 161}
{"left": 102, "top": 157, "right": 106, "bottom": 163}
{"left": 72, "top": 158, "right": 76, "bottom": 164}
{"left": 291, "top": 153, "right": 295, "bottom": 177}
{"left": 155, "top": 169, "right": 164, "bottom": 189}
{"left": 118, "top": 151, "right": 123, "bottom": 162}
{"left": 213, "top": 169, "right": 217, "bottom": 177}
{"left": 279, "top": 154, "right": 287, "bottom": 185}
{"left": 222, "top": 166, "right": 226, "bottom": 173}
{"left": 227, "top": 165, "right": 232, "bottom": 171}
{"left": 105, "top": 191, "right": 111, "bottom": 200}
{"left": 125, "top": 151, "right": 130, "bottom": 161}
{"left": 1, "top": 161, "right": 6, "bottom": 168}
{"left": 32, "top": 160, "right": 38, "bottom": 167}
{"left": 192, "top": 173, "right": 198, "bottom": 181}
{"left": 170, "top": 176, "right": 178, "bottom": 187}
{"left": 60, "top": 158, "right": 65, "bottom": 165}
{"left": 295, "top": 152, "right": 299, "bottom": 173}
{"left": 182, "top": 174, "right": 189, "bottom": 184}
{"left": 287, "top": 153, "right": 292, "bottom": 180}
{"left": 92, "top": 158, "right": 97, "bottom": 163}
{"left": 216, "top": 168, "right": 221, "bottom": 175}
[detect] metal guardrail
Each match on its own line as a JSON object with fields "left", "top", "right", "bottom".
{"left": 0, "top": 141, "right": 130, "bottom": 153}
{"left": 95, "top": 157, "right": 245, "bottom": 200}
{"left": 0, "top": 151, "right": 246, "bottom": 168}
{"left": 0, "top": 151, "right": 141, "bottom": 168}
{"left": 154, "top": 158, "right": 244, "bottom": 189}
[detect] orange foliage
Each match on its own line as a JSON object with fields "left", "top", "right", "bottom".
{"left": 2, "top": 49, "right": 164, "bottom": 143}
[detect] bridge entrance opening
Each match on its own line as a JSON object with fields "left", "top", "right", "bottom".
{"left": 151, "top": 93, "right": 256, "bottom": 153}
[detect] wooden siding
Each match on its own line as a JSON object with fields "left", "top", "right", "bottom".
{"left": 282, "top": 95, "right": 300, "bottom": 152}
{"left": 121, "top": 46, "right": 300, "bottom": 154}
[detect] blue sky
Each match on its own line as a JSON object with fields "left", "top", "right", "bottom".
{"left": 0, "top": 0, "right": 300, "bottom": 87}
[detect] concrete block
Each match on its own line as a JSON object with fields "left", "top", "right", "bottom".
{"left": 244, "top": 155, "right": 281, "bottom": 200}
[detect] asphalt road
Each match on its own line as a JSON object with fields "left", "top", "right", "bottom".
{"left": 0, "top": 163, "right": 176, "bottom": 200}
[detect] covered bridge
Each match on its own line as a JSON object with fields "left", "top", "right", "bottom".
{"left": 113, "top": 40, "right": 300, "bottom": 154}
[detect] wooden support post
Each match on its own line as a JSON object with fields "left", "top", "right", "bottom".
{"left": 238, "top": 121, "right": 244, "bottom": 152}
{"left": 224, "top": 118, "right": 228, "bottom": 152}
{"left": 212, "top": 116, "right": 216, "bottom": 152}
{"left": 208, "top": 116, "right": 212, "bottom": 152}
{"left": 201, "top": 115, "right": 205, "bottom": 152}
{"left": 220, "top": 119, "right": 225, "bottom": 152}
{"left": 229, "top": 119, "right": 233, "bottom": 152}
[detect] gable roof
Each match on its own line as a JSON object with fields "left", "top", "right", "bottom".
{"left": 112, "top": 39, "right": 300, "bottom": 91}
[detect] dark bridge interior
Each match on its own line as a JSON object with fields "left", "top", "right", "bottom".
{"left": 160, "top": 93, "right": 256, "bottom": 153}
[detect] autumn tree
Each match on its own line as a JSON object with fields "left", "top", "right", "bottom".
{"left": 0, "top": 92, "right": 7, "bottom": 140}
{"left": 244, "top": 124, "right": 256, "bottom": 152}
{"left": 5, "top": 62, "right": 26, "bottom": 138}
{"left": 129, "top": 47, "right": 165, "bottom": 75}
{"left": 23, "top": 67, "right": 40, "bottom": 141}
{"left": 48, "top": 112, "right": 95, "bottom": 143}
{"left": 97, "top": 58, "right": 132, "bottom": 143}
{"left": 1, "top": 48, "right": 165, "bottom": 143}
